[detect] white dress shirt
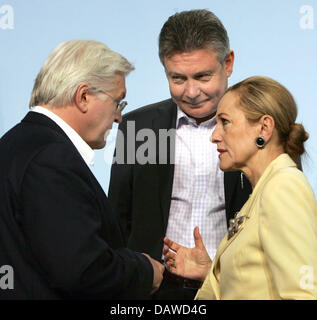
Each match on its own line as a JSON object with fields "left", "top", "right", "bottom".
{"left": 165, "top": 107, "right": 227, "bottom": 259}
{"left": 31, "top": 106, "right": 94, "bottom": 167}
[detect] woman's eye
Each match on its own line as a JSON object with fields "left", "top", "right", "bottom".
{"left": 221, "top": 118, "right": 229, "bottom": 125}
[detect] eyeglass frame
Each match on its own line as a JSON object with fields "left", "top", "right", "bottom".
{"left": 103, "top": 91, "right": 128, "bottom": 112}
{"left": 88, "top": 86, "right": 128, "bottom": 112}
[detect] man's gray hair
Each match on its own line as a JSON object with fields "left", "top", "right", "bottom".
{"left": 159, "top": 9, "right": 230, "bottom": 65}
{"left": 29, "top": 40, "right": 134, "bottom": 107}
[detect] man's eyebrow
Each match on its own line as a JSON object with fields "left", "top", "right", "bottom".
{"left": 194, "top": 70, "right": 214, "bottom": 77}
{"left": 167, "top": 70, "right": 214, "bottom": 78}
{"left": 167, "top": 72, "right": 186, "bottom": 77}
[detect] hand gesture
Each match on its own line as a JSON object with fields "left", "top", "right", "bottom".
{"left": 163, "top": 226, "right": 211, "bottom": 281}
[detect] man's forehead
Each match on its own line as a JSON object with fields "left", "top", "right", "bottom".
{"left": 108, "top": 73, "right": 126, "bottom": 97}
{"left": 164, "top": 49, "right": 221, "bottom": 74}
{"left": 165, "top": 48, "right": 219, "bottom": 62}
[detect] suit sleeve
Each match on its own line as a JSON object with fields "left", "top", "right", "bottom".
{"left": 20, "top": 142, "right": 153, "bottom": 299}
{"left": 259, "top": 170, "right": 317, "bottom": 299}
{"left": 108, "top": 119, "right": 133, "bottom": 244}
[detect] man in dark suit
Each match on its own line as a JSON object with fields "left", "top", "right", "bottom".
{"left": 0, "top": 40, "right": 164, "bottom": 299}
{"left": 108, "top": 10, "right": 252, "bottom": 299}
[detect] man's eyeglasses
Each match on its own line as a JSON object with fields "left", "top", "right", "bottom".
{"left": 103, "top": 91, "right": 128, "bottom": 112}
{"left": 90, "top": 87, "right": 128, "bottom": 112}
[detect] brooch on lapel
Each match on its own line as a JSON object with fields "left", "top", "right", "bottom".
{"left": 228, "top": 213, "right": 248, "bottom": 240}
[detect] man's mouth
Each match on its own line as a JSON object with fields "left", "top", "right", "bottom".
{"left": 183, "top": 99, "right": 209, "bottom": 108}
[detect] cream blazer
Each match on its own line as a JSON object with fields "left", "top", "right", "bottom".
{"left": 195, "top": 154, "right": 317, "bottom": 300}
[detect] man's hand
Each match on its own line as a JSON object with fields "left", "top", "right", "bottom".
{"left": 142, "top": 254, "right": 165, "bottom": 294}
{"left": 163, "top": 226, "right": 212, "bottom": 281}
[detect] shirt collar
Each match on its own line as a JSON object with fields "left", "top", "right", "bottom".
{"left": 176, "top": 105, "right": 216, "bottom": 129}
{"left": 31, "top": 106, "right": 95, "bottom": 167}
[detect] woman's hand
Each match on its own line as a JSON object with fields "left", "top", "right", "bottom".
{"left": 163, "top": 226, "right": 212, "bottom": 281}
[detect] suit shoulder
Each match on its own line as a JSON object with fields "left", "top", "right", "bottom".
{"left": 0, "top": 121, "right": 83, "bottom": 176}
{"left": 122, "top": 98, "right": 175, "bottom": 121}
{"left": 261, "top": 167, "right": 317, "bottom": 212}
{"left": 263, "top": 167, "right": 311, "bottom": 193}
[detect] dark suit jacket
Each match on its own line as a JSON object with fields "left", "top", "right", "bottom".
{"left": 108, "top": 99, "right": 252, "bottom": 261}
{"left": 0, "top": 112, "right": 153, "bottom": 300}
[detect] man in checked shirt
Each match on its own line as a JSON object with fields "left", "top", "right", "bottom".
{"left": 108, "top": 9, "right": 252, "bottom": 299}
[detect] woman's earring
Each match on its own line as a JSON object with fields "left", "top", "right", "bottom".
{"left": 255, "top": 136, "right": 266, "bottom": 148}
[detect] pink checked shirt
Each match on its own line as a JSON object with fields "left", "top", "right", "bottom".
{"left": 165, "top": 107, "right": 227, "bottom": 259}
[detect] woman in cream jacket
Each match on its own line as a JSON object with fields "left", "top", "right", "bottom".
{"left": 163, "top": 76, "right": 317, "bottom": 300}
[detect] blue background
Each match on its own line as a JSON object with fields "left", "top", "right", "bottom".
{"left": 1, "top": 0, "right": 316, "bottom": 194}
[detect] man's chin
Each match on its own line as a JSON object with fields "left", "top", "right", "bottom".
{"left": 178, "top": 104, "right": 217, "bottom": 121}
{"left": 186, "top": 110, "right": 216, "bottom": 123}
{"left": 89, "top": 140, "right": 106, "bottom": 150}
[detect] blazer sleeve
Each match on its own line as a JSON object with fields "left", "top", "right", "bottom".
{"left": 19, "top": 142, "right": 153, "bottom": 299}
{"left": 259, "top": 169, "right": 317, "bottom": 299}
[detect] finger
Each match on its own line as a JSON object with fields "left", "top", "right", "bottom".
{"left": 168, "top": 262, "right": 177, "bottom": 270}
{"left": 163, "top": 244, "right": 176, "bottom": 256}
{"left": 163, "top": 237, "right": 180, "bottom": 252}
{"left": 193, "top": 226, "right": 205, "bottom": 249}
{"left": 164, "top": 259, "right": 174, "bottom": 269}
{"left": 163, "top": 244, "right": 169, "bottom": 255}
{"left": 164, "top": 251, "right": 176, "bottom": 262}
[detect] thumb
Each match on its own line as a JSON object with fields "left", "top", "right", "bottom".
{"left": 193, "top": 226, "right": 205, "bottom": 249}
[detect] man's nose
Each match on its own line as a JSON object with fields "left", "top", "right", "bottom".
{"left": 114, "top": 111, "right": 122, "bottom": 124}
{"left": 184, "top": 80, "right": 200, "bottom": 100}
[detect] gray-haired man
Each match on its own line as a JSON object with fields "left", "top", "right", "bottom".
{"left": 0, "top": 40, "right": 164, "bottom": 299}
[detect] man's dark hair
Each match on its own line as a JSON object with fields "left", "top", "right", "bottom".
{"left": 159, "top": 9, "right": 230, "bottom": 65}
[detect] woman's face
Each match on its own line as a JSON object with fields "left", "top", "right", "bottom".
{"left": 211, "top": 91, "right": 259, "bottom": 172}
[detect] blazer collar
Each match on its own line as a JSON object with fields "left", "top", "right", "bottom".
{"left": 152, "top": 99, "right": 177, "bottom": 226}
{"left": 21, "top": 111, "right": 95, "bottom": 167}
{"left": 22, "top": 111, "right": 68, "bottom": 138}
{"left": 31, "top": 107, "right": 94, "bottom": 167}
{"left": 245, "top": 153, "right": 297, "bottom": 218}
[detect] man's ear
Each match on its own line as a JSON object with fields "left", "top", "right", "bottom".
{"left": 74, "top": 83, "right": 90, "bottom": 113}
{"left": 224, "top": 50, "right": 234, "bottom": 78}
{"left": 259, "top": 115, "right": 275, "bottom": 142}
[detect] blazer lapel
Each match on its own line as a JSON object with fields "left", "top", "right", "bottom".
{"left": 224, "top": 171, "right": 252, "bottom": 226}
{"left": 213, "top": 178, "right": 263, "bottom": 276}
{"left": 224, "top": 171, "right": 241, "bottom": 222}
{"left": 152, "top": 100, "right": 177, "bottom": 227}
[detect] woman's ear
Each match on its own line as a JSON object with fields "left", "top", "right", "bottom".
{"left": 258, "top": 115, "right": 275, "bottom": 142}
{"left": 74, "top": 83, "right": 89, "bottom": 113}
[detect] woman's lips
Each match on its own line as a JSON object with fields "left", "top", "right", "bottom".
{"left": 217, "top": 149, "right": 227, "bottom": 157}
